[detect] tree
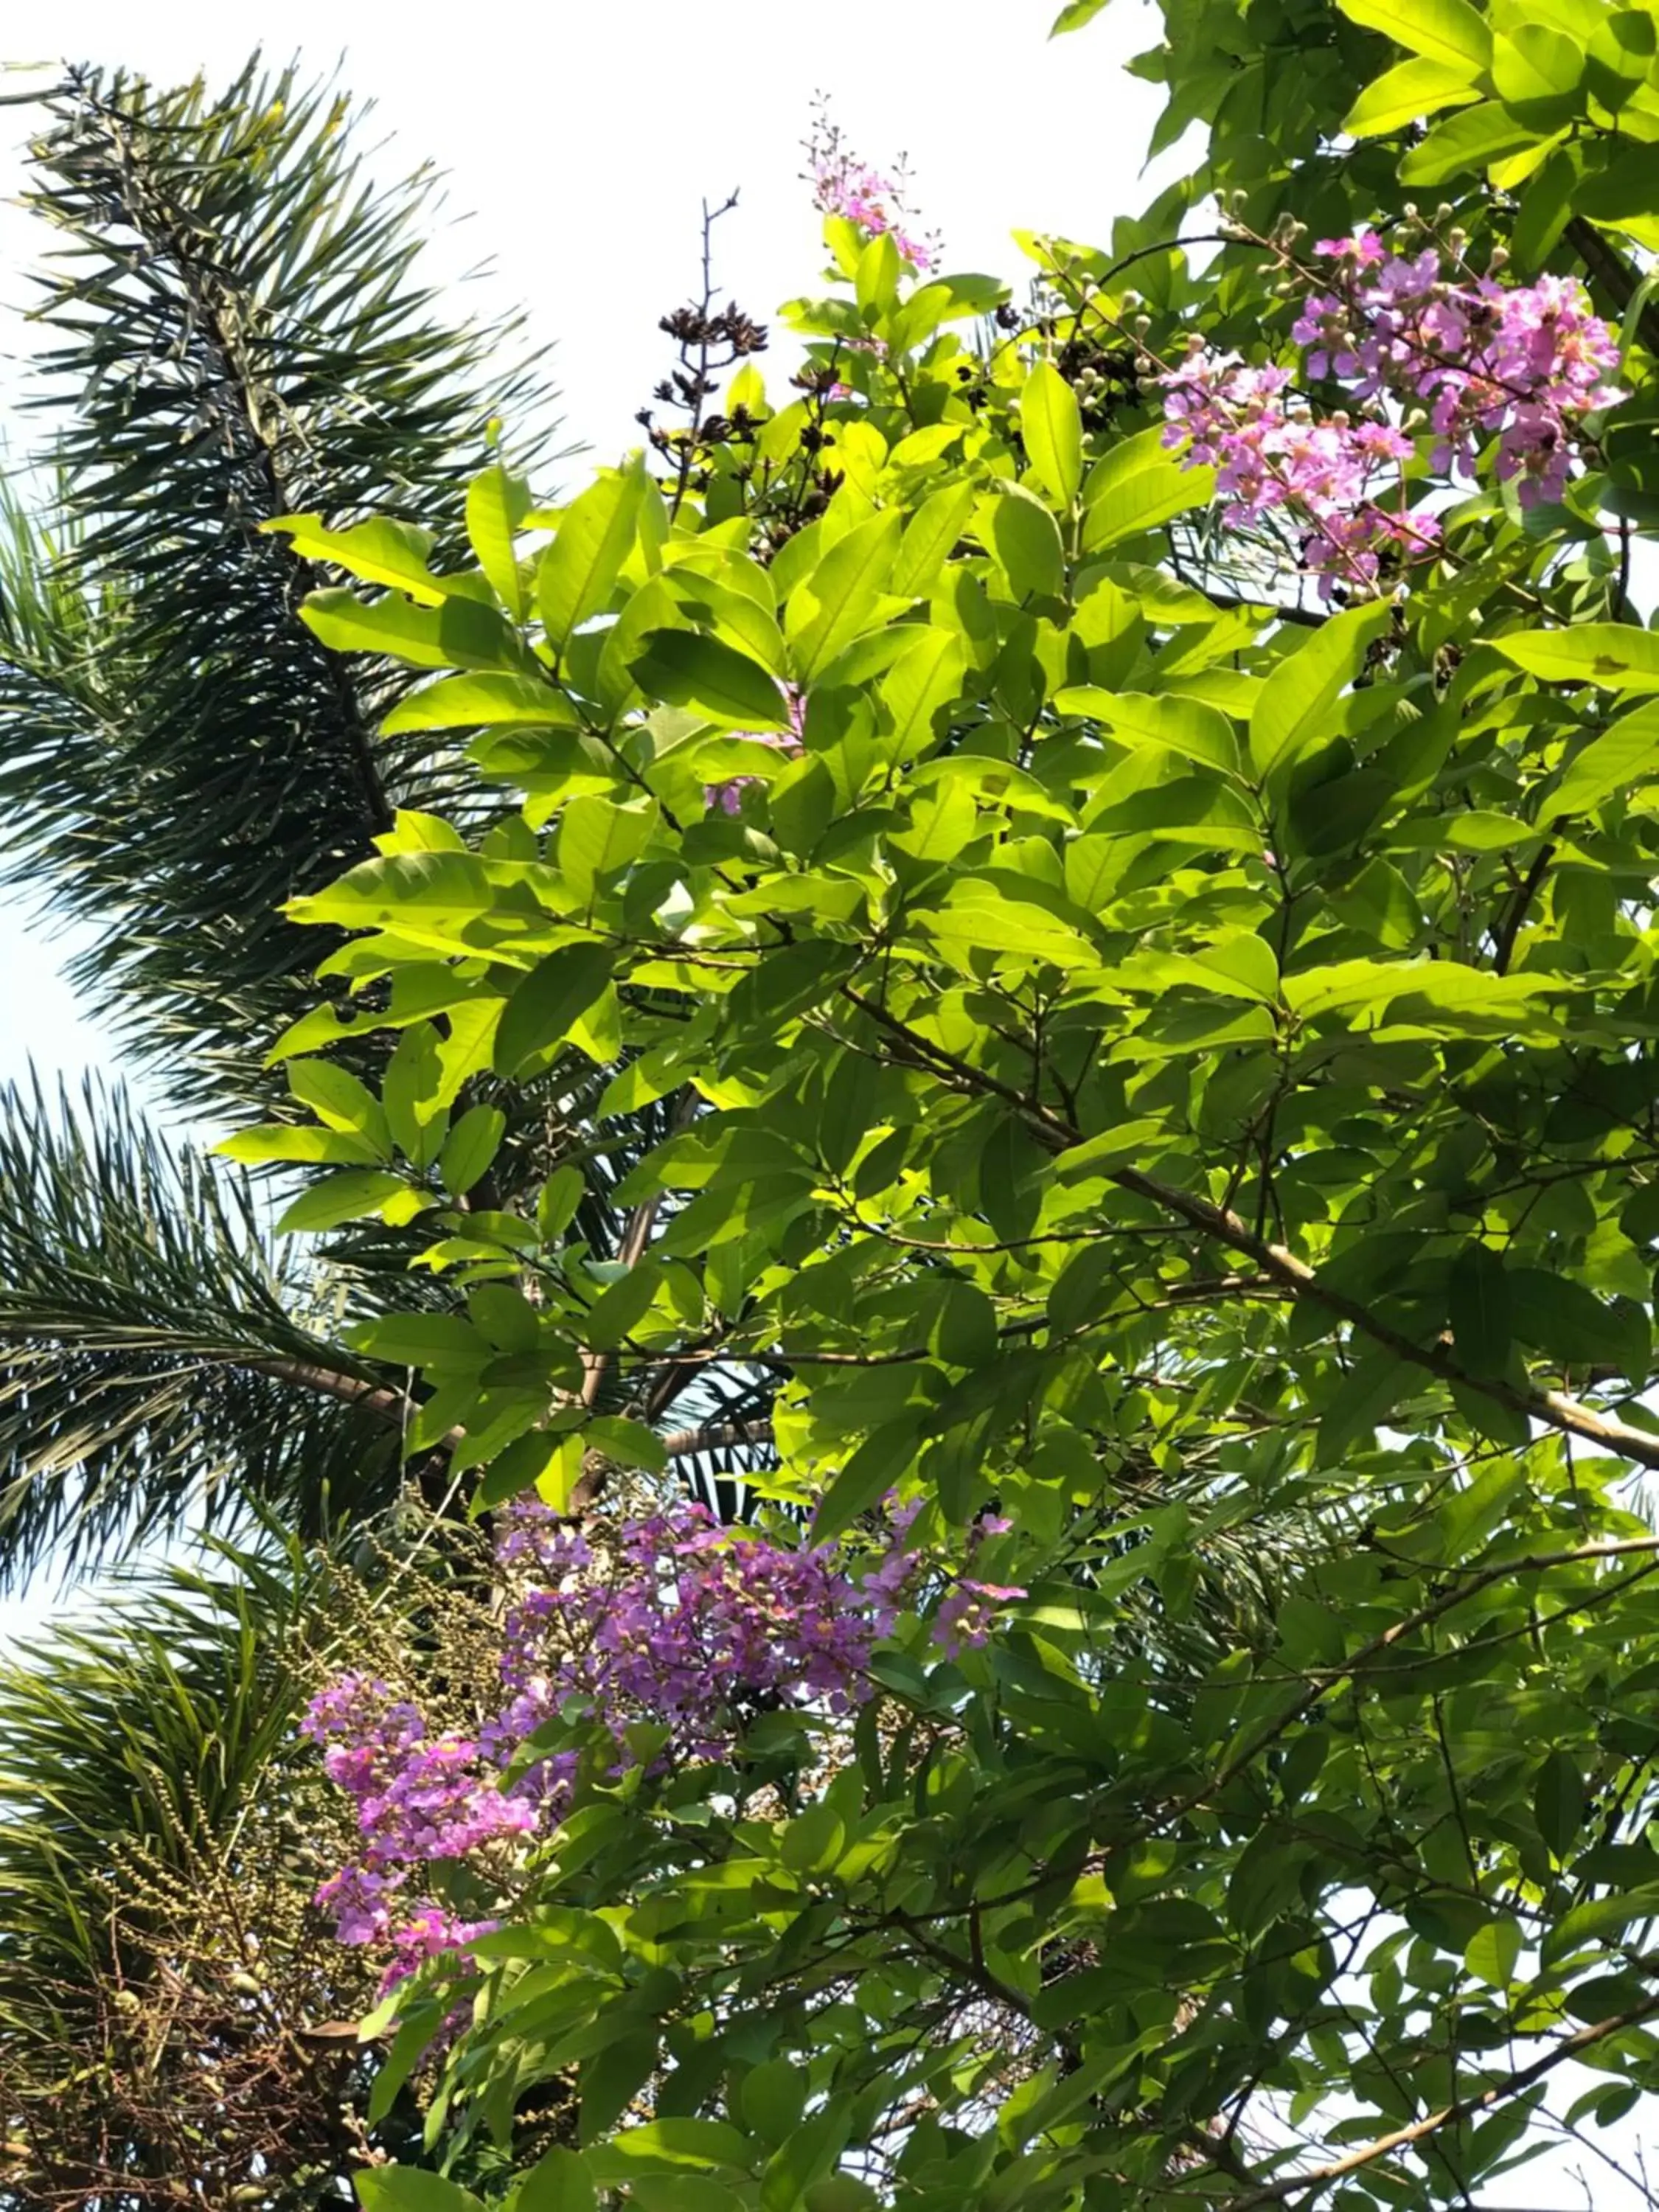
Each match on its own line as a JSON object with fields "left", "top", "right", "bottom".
{"left": 0, "top": 59, "right": 793, "bottom": 2201}
{"left": 0, "top": 56, "right": 690, "bottom": 2208}
{"left": 257, "top": 10, "right": 1659, "bottom": 2203}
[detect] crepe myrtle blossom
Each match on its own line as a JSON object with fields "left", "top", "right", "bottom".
{"left": 806, "top": 107, "right": 938, "bottom": 276}
{"left": 1294, "top": 232, "right": 1621, "bottom": 506}
{"left": 704, "top": 682, "right": 805, "bottom": 814}
{"left": 1157, "top": 343, "right": 1437, "bottom": 598}
{"left": 303, "top": 1496, "right": 1021, "bottom": 1986}
{"left": 812, "top": 147, "right": 936, "bottom": 275}
{"left": 1157, "top": 228, "right": 1621, "bottom": 594}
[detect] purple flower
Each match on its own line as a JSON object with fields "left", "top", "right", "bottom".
{"left": 1155, "top": 232, "right": 1621, "bottom": 594}
{"left": 304, "top": 1490, "right": 1029, "bottom": 1979}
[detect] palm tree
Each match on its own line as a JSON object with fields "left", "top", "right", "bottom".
{"left": 0, "top": 57, "right": 771, "bottom": 2202}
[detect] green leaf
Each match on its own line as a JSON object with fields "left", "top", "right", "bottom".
{"left": 1464, "top": 1916, "right": 1523, "bottom": 1987}
{"left": 931, "top": 1279, "right": 1000, "bottom": 1368}
{"left": 585, "top": 1415, "right": 669, "bottom": 1474}
{"left": 1543, "top": 1884, "right": 1659, "bottom": 1964}
{"left": 1535, "top": 1749, "right": 1587, "bottom": 1859}
{"left": 358, "top": 2171, "right": 482, "bottom": 2212}
{"left": 880, "top": 627, "right": 968, "bottom": 761}
{"left": 494, "top": 945, "right": 616, "bottom": 1077}
{"left": 380, "top": 672, "right": 579, "bottom": 737}
{"left": 559, "top": 794, "right": 657, "bottom": 902}
{"left": 1051, "top": 0, "right": 1112, "bottom": 29}
{"left": 741, "top": 2058, "right": 809, "bottom": 2146}
{"left": 274, "top": 1169, "right": 409, "bottom": 1235}
{"left": 265, "top": 513, "right": 444, "bottom": 602}
{"left": 1494, "top": 625, "right": 1659, "bottom": 691}
{"left": 348, "top": 1312, "right": 484, "bottom": 1365}
{"left": 1056, "top": 686, "right": 1239, "bottom": 776}
{"left": 584, "top": 1260, "right": 663, "bottom": 1352}
{"left": 538, "top": 462, "right": 645, "bottom": 648}
{"left": 1551, "top": 701, "right": 1659, "bottom": 815}
{"left": 1081, "top": 426, "right": 1214, "bottom": 552}
{"left": 1022, "top": 360, "right": 1084, "bottom": 509}
{"left": 1343, "top": 55, "right": 1485, "bottom": 133}
{"left": 813, "top": 1417, "right": 924, "bottom": 1543}
{"left": 893, "top": 480, "right": 978, "bottom": 599}
{"left": 287, "top": 1058, "right": 391, "bottom": 1147}
{"left": 302, "top": 587, "right": 529, "bottom": 672}
{"left": 467, "top": 462, "right": 533, "bottom": 620}
{"left": 633, "top": 630, "right": 789, "bottom": 728}
{"left": 1335, "top": 0, "right": 1492, "bottom": 74}
{"left": 515, "top": 2149, "right": 598, "bottom": 2212}
{"left": 1492, "top": 24, "right": 1585, "bottom": 111}
{"left": 1399, "top": 101, "right": 1537, "bottom": 186}
{"left": 1448, "top": 1242, "right": 1511, "bottom": 1377}
{"left": 1249, "top": 602, "right": 1394, "bottom": 781}
{"left": 985, "top": 489, "right": 1065, "bottom": 602}
{"left": 1509, "top": 1269, "right": 1638, "bottom": 1369}
{"left": 439, "top": 1104, "right": 507, "bottom": 1196}
{"left": 215, "top": 1123, "right": 383, "bottom": 1167}
{"left": 788, "top": 510, "right": 904, "bottom": 680}
{"left": 596, "top": 2119, "right": 755, "bottom": 2174}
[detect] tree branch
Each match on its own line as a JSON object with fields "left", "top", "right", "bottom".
{"left": 1218, "top": 1988, "right": 1659, "bottom": 2208}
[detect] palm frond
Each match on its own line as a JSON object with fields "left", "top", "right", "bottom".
{"left": 0, "top": 56, "right": 566, "bottom": 1116}
{"left": 0, "top": 1077, "right": 410, "bottom": 1585}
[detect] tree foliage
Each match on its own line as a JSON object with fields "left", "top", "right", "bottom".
{"left": 245, "top": 0, "right": 1659, "bottom": 2201}
{"left": 0, "top": 64, "right": 767, "bottom": 1589}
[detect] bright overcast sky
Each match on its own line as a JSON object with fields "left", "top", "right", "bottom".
{"left": 0, "top": 0, "right": 1172, "bottom": 1101}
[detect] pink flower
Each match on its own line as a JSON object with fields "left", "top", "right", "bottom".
{"left": 1155, "top": 230, "right": 1621, "bottom": 592}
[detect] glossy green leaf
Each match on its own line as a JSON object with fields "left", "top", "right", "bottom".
{"left": 1335, "top": 0, "right": 1491, "bottom": 73}
{"left": 633, "top": 630, "right": 790, "bottom": 728}
{"left": 538, "top": 462, "right": 645, "bottom": 647}
{"left": 494, "top": 944, "right": 615, "bottom": 1076}
{"left": 1022, "top": 360, "right": 1085, "bottom": 508}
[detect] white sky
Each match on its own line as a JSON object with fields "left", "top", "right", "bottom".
{"left": 0, "top": 9, "right": 1652, "bottom": 2197}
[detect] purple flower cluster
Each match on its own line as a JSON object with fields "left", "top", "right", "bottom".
{"left": 1294, "top": 232, "right": 1621, "bottom": 506}
{"left": 1159, "top": 349, "right": 1431, "bottom": 597}
{"left": 1158, "top": 229, "right": 1621, "bottom": 596}
{"left": 499, "top": 1500, "right": 880, "bottom": 1759}
{"left": 808, "top": 126, "right": 936, "bottom": 276}
{"left": 305, "top": 1497, "right": 1024, "bottom": 1989}
{"left": 704, "top": 683, "right": 805, "bottom": 815}
{"left": 301, "top": 1675, "right": 529, "bottom": 1994}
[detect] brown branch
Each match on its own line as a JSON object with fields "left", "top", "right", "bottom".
{"left": 659, "top": 1419, "right": 773, "bottom": 1458}
{"left": 842, "top": 984, "right": 1659, "bottom": 1472}
{"left": 1491, "top": 839, "right": 1554, "bottom": 975}
{"left": 1110, "top": 1160, "right": 1659, "bottom": 1471}
{"left": 1217, "top": 1988, "right": 1659, "bottom": 2208}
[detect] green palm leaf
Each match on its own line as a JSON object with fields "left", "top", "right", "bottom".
{"left": 1, "top": 57, "right": 566, "bottom": 1116}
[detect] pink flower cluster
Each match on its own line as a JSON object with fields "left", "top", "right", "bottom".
{"left": 500, "top": 1499, "right": 883, "bottom": 1760}
{"left": 1159, "top": 349, "right": 1431, "bottom": 597}
{"left": 1294, "top": 233, "right": 1621, "bottom": 506}
{"left": 810, "top": 143, "right": 936, "bottom": 275}
{"left": 705, "top": 683, "right": 804, "bottom": 815}
{"left": 301, "top": 1675, "right": 527, "bottom": 1994}
{"left": 1158, "top": 229, "right": 1622, "bottom": 596}
{"left": 305, "top": 1496, "right": 1023, "bottom": 1991}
